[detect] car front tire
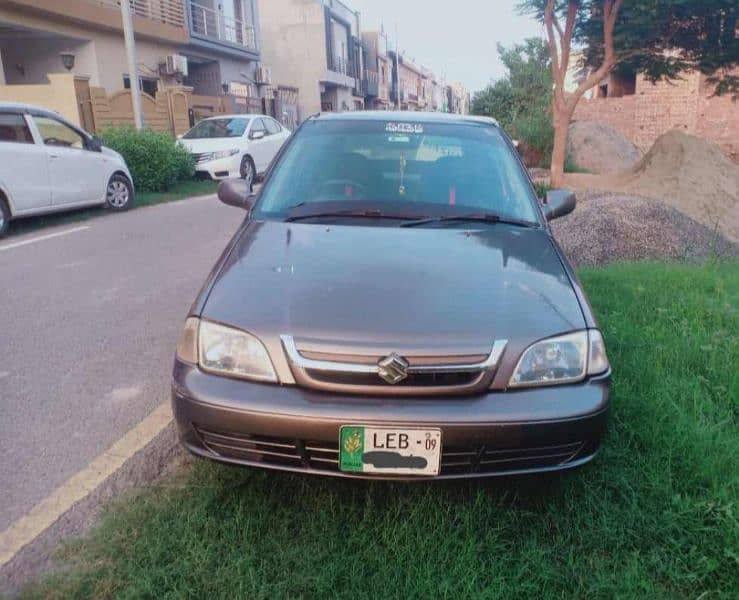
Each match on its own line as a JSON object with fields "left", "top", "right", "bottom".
{"left": 240, "top": 155, "right": 256, "bottom": 185}
{"left": 106, "top": 174, "right": 134, "bottom": 211}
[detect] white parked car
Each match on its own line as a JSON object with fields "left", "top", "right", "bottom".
{"left": 0, "top": 102, "right": 134, "bottom": 238}
{"left": 178, "top": 114, "right": 291, "bottom": 183}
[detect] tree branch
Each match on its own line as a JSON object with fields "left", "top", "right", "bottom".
{"left": 544, "top": 0, "right": 564, "bottom": 108}
{"left": 558, "top": 1, "right": 579, "bottom": 85}
{"left": 566, "top": 0, "right": 624, "bottom": 112}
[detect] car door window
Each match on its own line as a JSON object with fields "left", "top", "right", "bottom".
{"left": 264, "top": 118, "right": 281, "bottom": 135}
{"left": 32, "top": 116, "right": 86, "bottom": 149}
{"left": 250, "top": 119, "right": 267, "bottom": 139}
{"left": 0, "top": 114, "right": 34, "bottom": 144}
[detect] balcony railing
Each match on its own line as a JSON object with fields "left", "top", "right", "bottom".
{"left": 94, "top": 0, "right": 185, "bottom": 28}
{"left": 190, "top": 1, "right": 257, "bottom": 51}
{"left": 328, "top": 55, "right": 358, "bottom": 78}
{"left": 364, "top": 69, "right": 379, "bottom": 96}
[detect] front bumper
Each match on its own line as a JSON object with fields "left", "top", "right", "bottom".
{"left": 172, "top": 359, "right": 610, "bottom": 480}
{"left": 194, "top": 154, "right": 241, "bottom": 180}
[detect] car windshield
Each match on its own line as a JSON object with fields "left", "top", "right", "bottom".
{"left": 254, "top": 119, "right": 540, "bottom": 224}
{"left": 183, "top": 118, "right": 249, "bottom": 139}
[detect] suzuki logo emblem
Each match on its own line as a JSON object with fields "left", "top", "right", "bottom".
{"left": 377, "top": 353, "right": 410, "bottom": 384}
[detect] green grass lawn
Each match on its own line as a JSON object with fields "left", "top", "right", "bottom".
{"left": 21, "top": 261, "right": 738, "bottom": 599}
{"left": 6, "top": 180, "right": 218, "bottom": 238}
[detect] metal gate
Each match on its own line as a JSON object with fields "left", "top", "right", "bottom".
{"left": 275, "top": 86, "right": 300, "bottom": 130}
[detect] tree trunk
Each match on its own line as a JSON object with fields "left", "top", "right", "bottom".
{"left": 550, "top": 108, "right": 571, "bottom": 189}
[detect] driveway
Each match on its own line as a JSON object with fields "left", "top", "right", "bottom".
{"left": 0, "top": 196, "right": 243, "bottom": 531}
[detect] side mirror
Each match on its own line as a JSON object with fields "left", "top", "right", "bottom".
{"left": 88, "top": 135, "right": 103, "bottom": 152}
{"left": 217, "top": 179, "right": 256, "bottom": 210}
{"left": 250, "top": 130, "right": 265, "bottom": 140}
{"left": 543, "top": 189, "right": 576, "bottom": 221}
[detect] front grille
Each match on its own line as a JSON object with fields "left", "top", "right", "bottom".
{"left": 283, "top": 335, "right": 506, "bottom": 396}
{"left": 304, "top": 369, "right": 482, "bottom": 388}
{"left": 195, "top": 425, "right": 584, "bottom": 476}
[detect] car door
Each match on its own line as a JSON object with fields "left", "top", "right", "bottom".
{"left": 0, "top": 112, "right": 51, "bottom": 214}
{"left": 246, "top": 118, "right": 271, "bottom": 173}
{"left": 263, "top": 118, "right": 287, "bottom": 160}
{"left": 29, "top": 114, "right": 107, "bottom": 206}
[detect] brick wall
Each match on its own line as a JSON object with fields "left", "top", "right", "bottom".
{"left": 572, "top": 95, "right": 637, "bottom": 141}
{"left": 573, "top": 70, "right": 738, "bottom": 162}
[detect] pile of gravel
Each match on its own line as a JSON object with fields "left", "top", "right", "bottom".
{"left": 567, "top": 120, "right": 642, "bottom": 174}
{"left": 551, "top": 191, "right": 739, "bottom": 267}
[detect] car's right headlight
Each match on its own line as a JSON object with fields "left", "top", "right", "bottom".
{"left": 212, "top": 149, "right": 240, "bottom": 160}
{"left": 175, "top": 318, "right": 277, "bottom": 383}
{"left": 508, "top": 330, "right": 609, "bottom": 388}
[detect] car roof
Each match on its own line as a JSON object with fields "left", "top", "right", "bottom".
{"left": 0, "top": 102, "right": 62, "bottom": 118}
{"left": 201, "top": 114, "right": 266, "bottom": 120}
{"left": 309, "top": 110, "right": 499, "bottom": 127}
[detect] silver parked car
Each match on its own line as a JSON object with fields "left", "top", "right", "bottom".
{"left": 0, "top": 102, "right": 134, "bottom": 238}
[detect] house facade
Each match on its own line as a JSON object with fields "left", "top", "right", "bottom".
{"left": 181, "top": 0, "right": 263, "bottom": 113}
{"left": 258, "top": 0, "right": 365, "bottom": 118}
{"left": 361, "top": 29, "right": 391, "bottom": 110}
{"left": 1, "top": 0, "right": 466, "bottom": 132}
{"left": 0, "top": 0, "right": 188, "bottom": 93}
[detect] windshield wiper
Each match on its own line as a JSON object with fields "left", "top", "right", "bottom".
{"left": 285, "top": 208, "right": 414, "bottom": 223}
{"left": 399, "top": 213, "right": 538, "bottom": 229}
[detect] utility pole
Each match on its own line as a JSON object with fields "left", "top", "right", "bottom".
{"left": 120, "top": 0, "right": 144, "bottom": 129}
{"left": 394, "top": 23, "right": 401, "bottom": 111}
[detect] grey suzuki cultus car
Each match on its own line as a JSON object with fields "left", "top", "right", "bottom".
{"left": 172, "top": 111, "right": 611, "bottom": 479}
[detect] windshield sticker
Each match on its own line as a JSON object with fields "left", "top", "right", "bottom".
{"left": 385, "top": 122, "right": 424, "bottom": 134}
{"left": 388, "top": 135, "right": 410, "bottom": 143}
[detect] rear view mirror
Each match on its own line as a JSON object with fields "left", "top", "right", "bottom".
{"left": 250, "top": 130, "right": 265, "bottom": 140}
{"left": 218, "top": 179, "right": 255, "bottom": 210}
{"left": 543, "top": 190, "right": 576, "bottom": 221}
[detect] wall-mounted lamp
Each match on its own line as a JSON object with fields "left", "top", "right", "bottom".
{"left": 15, "top": 63, "right": 25, "bottom": 76}
{"left": 60, "top": 52, "right": 76, "bottom": 71}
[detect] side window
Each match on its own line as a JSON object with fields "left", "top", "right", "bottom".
{"left": 264, "top": 118, "right": 281, "bottom": 135}
{"left": 0, "top": 113, "right": 34, "bottom": 144}
{"left": 32, "top": 116, "right": 86, "bottom": 149}
{"left": 250, "top": 118, "right": 267, "bottom": 138}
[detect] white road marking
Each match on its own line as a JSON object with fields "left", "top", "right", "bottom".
{"left": 0, "top": 402, "right": 173, "bottom": 568}
{"left": 0, "top": 226, "right": 90, "bottom": 252}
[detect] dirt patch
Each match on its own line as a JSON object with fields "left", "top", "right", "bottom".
{"left": 552, "top": 191, "right": 738, "bottom": 267}
{"left": 567, "top": 120, "right": 642, "bottom": 174}
{"left": 564, "top": 130, "right": 739, "bottom": 242}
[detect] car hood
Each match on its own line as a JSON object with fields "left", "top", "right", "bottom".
{"left": 200, "top": 222, "right": 585, "bottom": 357}
{"left": 178, "top": 138, "right": 242, "bottom": 153}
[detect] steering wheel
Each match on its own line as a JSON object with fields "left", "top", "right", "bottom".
{"left": 317, "top": 179, "right": 369, "bottom": 201}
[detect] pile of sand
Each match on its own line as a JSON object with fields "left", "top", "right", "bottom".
{"left": 567, "top": 120, "right": 643, "bottom": 174}
{"left": 564, "top": 130, "right": 739, "bottom": 242}
{"left": 552, "top": 191, "right": 738, "bottom": 266}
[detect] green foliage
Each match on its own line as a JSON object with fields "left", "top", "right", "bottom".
{"left": 101, "top": 126, "right": 195, "bottom": 192}
{"left": 472, "top": 38, "right": 554, "bottom": 165}
{"left": 517, "top": 0, "right": 738, "bottom": 95}
{"left": 19, "top": 261, "right": 739, "bottom": 599}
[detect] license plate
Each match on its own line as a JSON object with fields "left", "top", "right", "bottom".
{"left": 339, "top": 426, "right": 442, "bottom": 476}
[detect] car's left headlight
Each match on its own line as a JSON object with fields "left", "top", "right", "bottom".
{"left": 175, "top": 318, "right": 277, "bottom": 383}
{"left": 509, "top": 330, "right": 609, "bottom": 388}
{"left": 212, "top": 149, "right": 240, "bottom": 160}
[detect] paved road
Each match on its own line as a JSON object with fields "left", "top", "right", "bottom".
{"left": 0, "top": 197, "right": 244, "bottom": 531}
